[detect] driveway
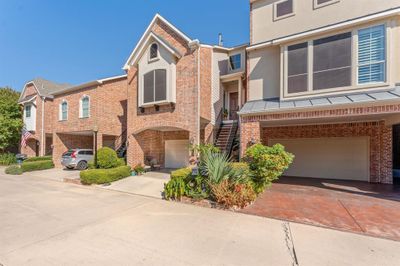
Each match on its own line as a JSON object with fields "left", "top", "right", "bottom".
{"left": 1, "top": 172, "right": 400, "bottom": 265}
{"left": 242, "top": 177, "right": 400, "bottom": 241}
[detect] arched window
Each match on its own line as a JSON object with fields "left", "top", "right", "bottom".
{"left": 80, "top": 96, "right": 90, "bottom": 118}
{"left": 149, "top": 43, "right": 158, "bottom": 60}
{"left": 60, "top": 100, "right": 68, "bottom": 121}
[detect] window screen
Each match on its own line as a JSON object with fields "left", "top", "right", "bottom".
{"left": 287, "top": 42, "right": 308, "bottom": 94}
{"left": 313, "top": 32, "right": 352, "bottom": 90}
{"left": 143, "top": 69, "right": 167, "bottom": 104}
{"left": 276, "top": 0, "right": 293, "bottom": 18}
{"left": 358, "top": 25, "right": 385, "bottom": 84}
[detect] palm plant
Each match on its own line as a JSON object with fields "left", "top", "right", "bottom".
{"left": 199, "top": 150, "right": 234, "bottom": 185}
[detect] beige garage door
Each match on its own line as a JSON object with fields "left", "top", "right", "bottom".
{"left": 165, "top": 140, "right": 189, "bottom": 169}
{"left": 268, "top": 137, "right": 369, "bottom": 181}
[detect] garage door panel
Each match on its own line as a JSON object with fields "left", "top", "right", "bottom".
{"left": 165, "top": 140, "right": 189, "bottom": 169}
{"left": 268, "top": 137, "right": 369, "bottom": 181}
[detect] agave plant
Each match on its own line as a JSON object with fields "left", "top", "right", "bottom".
{"left": 199, "top": 150, "right": 234, "bottom": 185}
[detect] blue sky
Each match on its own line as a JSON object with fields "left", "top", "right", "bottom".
{"left": 0, "top": 0, "right": 249, "bottom": 91}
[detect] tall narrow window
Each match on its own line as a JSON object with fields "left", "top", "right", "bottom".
{"left": 25, "top": 105, "right": 31, "bottom": 118}
{"left": 275, "top": 0, "right": 294, "bottom": 20}
{"left": 143, "top": 69, "right": 167, "bottom": 104}
{"left": 80, "top": 96, "right": 90, "bottom": 118}
{"left": 313, "top": 32, "right": 352, "bottom": 90}
{"left": 287, "top": 42, "right": 308, "bottom": 94}
{"left": 60, "top": 101, "right": 68, "bottom": 121}
{"left": 149, "top": 43, "right": 159, "bottom": 60}
{"left": 358, "top": 25, "right": 386, "bottom": 84}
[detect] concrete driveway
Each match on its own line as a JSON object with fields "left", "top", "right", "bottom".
{"left": 1, "top": 173, "right": 400, "bottom": 265}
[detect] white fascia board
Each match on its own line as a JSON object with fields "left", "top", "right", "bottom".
{"left": 97, "top": 74, "right": 128, "bottom": 83}
{"left": 247, "top": 7, "right": 400, "bottom": 51}
{"left": 18, "top": 81, "right": 41, "bottom": 102}
{"left": 123, "top": 13, "right": 193, "bottom": 70}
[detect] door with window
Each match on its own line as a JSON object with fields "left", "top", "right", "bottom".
{"left": 229, "top": 92, "right": 239, "bottom": 120}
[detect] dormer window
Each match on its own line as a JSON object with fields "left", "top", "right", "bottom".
{"left": 59, "top": 100, "right": 68, "bottom": 121}
{"left": 149, "top": 43, "right": 159, "bottom": 61}
{"left": 274, "top": 0, "right": 294, "bottom": 21}
{"left": 229, "top": 54, "right": 242, "bottom": 71}
{"left": 79, "top": 95, "right": 90, "bottom": 118}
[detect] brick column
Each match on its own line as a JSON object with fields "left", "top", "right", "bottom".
{"left": 240, "top": 120, "right": 261, "bottom": 158}
{"left": 204, "top": 123, "right": 214, "bottom": 144}
{"left": 380, "top": 124, "right": 393, "bottom": 184}
{"left": 52, "top": 133, "right": 66, "bottom": 168}
{"left": 126, "top": 133, "right": 144, "bottom": 168}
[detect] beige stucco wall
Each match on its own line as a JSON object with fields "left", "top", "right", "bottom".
{"left": 211, "top": 50, "right": 228, "bottom": 124}
{"left": 248, "top": 16, "right": 400, "bottom": 101}
{"left": 251, "top": 0, "right": 400, "bottom": 44}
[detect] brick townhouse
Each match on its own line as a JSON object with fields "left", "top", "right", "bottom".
{"left": 19, "top": 1, "right": 400, "bottom": 184}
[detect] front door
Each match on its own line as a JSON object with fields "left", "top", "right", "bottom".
{"left": 229, "top": 92, "right": 239, "bottom": 120}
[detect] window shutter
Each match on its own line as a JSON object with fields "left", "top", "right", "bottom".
{"left": 155, "top": 69, "right": 167, "bottom": 102}
{"left": 143, "top": 71, "right": 155, "bottom": 103}
{"left": 358, "top": 25, "right": 385, "bottom": 84}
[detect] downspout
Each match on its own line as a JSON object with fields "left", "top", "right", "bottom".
{"left": 41, "top": 96, "right": 46, "bottom": 156}
{"left": 197, "top": 45, "right": 201, "bottom": 146}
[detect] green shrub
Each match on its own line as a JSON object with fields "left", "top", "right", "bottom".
{"left": 0, "top": 153, "right": 17, "bottom": 165}
{"left": 117, "top": 158, "right": 126, "bottom": 166}
{"left": 170, "top": 167, "right": 192, "bottom": 180}
{"left": 185, "top": 174, "right": 210, "bottom": 200}
{"left": 199, "top": 150, "right": 234, "bottom": 185}
{"left": 5, "top": 165, "right": 23, "bottom": 175}
{"left": 230, "top": 162, "right": 251, "bottom": 184}
{"left": 80, "top": 166, "right": 131, "bottom": 185}
{"left": 24, "top": 155, "right": 52, "bottom": 162}
{"left": 21, "top": 160, "right": 55, "bottom": 172}
{"left": 133, "top": 164, "right": 145, "bottom": 174}
{"left": 244, "top": 143, "right": 294, "bottom": 194}
{"left": 96, "top": 147, "right": 120, "bottom": 169}
{"left": 164, "top": 176, "right": 186, "bottom": 201}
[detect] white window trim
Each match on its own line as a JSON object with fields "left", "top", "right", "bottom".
{"left": 148, "top": 42, "right": 160, "bottom": 63}
{"left": 25, "top": 104, "right": 32, "bottom": 118}
{"left": 228, "top": 53, "right": 242, "bottom": 71}
{"left": 273, "top": 0, "right": 295, "bottom": 21}
{"left": 59, "top": 100, "right": 68, "bottom": 121}
{"left": 79, "top": 95, "right": 90, "bottom": 118}
{"left": 313, "top": 0, "right": 340, "bottom": 10}
{"left": 282, "top": 21, "right": 391, "bottom": 100}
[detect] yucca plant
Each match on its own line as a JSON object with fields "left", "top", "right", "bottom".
{"left": 199, "top": 150, "right": 234, "bottom": 185}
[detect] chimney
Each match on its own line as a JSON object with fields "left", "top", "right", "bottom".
{"left": 218, "top": 33, "right": 223, "bottom": 47}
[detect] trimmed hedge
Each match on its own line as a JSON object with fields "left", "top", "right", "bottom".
{"left": 80, "top": 166, "right": 131, "bottom": 185}
{"left": 5, "top": 165, "right": 23, "bottom": 175}
{"left": 170, "top": 167, "right": 192, "bottom": 180}
{"left": 21, "top": 160, "right": 54, "bottom": 172}
{"left": 24, "top": 156, "right": 52, "bottom": 162}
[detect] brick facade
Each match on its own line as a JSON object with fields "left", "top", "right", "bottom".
{"left": 126, "top": 19, "right": 202, "bottom": 167}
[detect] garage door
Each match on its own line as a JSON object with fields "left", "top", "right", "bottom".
{"left": 165, "top": 140, "right": 189, "bottom": 169}
{"left": 268, "top": 137, "right": 369, "bottom": 181}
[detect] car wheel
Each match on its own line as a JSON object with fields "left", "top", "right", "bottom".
{"left": 77, "top": 161, "right": 88, "bottom": 170}
{"left": 66, "top": 166, "right": 74, "bottom": 170}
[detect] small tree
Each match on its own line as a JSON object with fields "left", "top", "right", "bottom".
{"left": 0, "top": 87, "right": 23, "bottom": 153}
{"left": 244, "top": 143, "right": 294, "bottom": 194}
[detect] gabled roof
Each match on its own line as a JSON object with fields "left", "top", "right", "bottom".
{"left": 123, "top": 13, "right": 195, "bottom": 70}
{"left": 19, "top": 78, "right": 72, "bottom": 102}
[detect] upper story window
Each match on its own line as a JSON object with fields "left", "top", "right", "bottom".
{"left": 149, "top": 43, "right": 159, "bottom": 61}
{"left": 284, "top": 24, "right": 387, "bottom": 97}
{"left": 143, "top": 69, "right": 167, "bottom": 104}
{"left": 274, "top": 0, "right": 294, "bottom": 20}
{"left": 229, "top": 54, "right": 242, "bottom": 71}
{"left": 314, "top": 0, "right": 339, "bottom": 9}
{"left": 80, "top": 96, "right": 90, "bottom": 118}
{"left": 60, "top": 100, "right": 68, "bottom": 121}
{"left": 25, "top": 105, "right": 31, "bottom": 118}
{"left": 358, "top": 25, "right": 386, "bottom": 84}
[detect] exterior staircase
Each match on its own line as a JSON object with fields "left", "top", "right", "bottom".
{"left": 114, "top": 129, "right": 128, "bottom": 158}
{"left": 215, "top": 121, "right": 238, "bottom": 156}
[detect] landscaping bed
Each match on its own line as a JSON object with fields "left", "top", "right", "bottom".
{"left": 163, "top": 143, "right": 294, "bottom": 210}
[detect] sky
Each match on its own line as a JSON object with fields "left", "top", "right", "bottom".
{"left": 0, "top": 0, "right": 249, "bottom": 91}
